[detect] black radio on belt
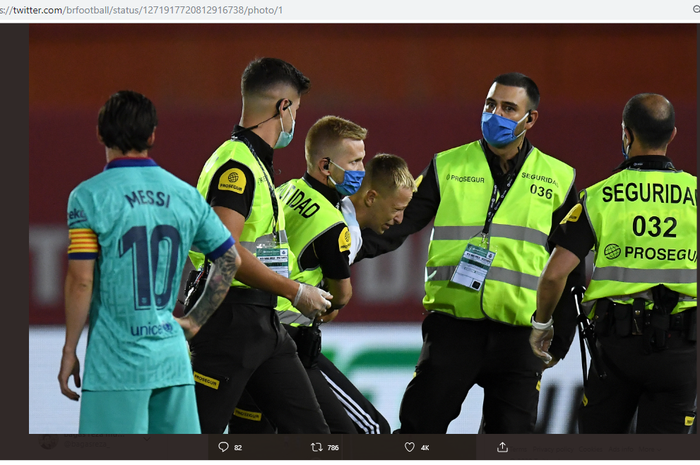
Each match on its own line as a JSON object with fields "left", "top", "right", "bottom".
{"left": 688, "top": 310, "right": 697, "bottom": 342}
{"left": 597, "top": 286, "right": 695, "bottom": 353}
{"left": 294, "top": 321, "right": 322, "bottom": 369}
{"left": 644, "top": 285, "right": 680, "bottom": 352}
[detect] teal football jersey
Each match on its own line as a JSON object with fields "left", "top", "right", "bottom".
{"left": 66, "top": 157, "right": 234, "bottom": 391}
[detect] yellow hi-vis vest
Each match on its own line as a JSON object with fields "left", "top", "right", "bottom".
{"left": 425, "top": 140, "right": 575, "bottom": 326}
{"left": 582, "top": 166, "right": 697, "bottom": 315}
{"left": 274, "top": 177, "right": 349, "bottom": 326}
{"left": 188, "top": 139, "right": 291, "bottom": 288}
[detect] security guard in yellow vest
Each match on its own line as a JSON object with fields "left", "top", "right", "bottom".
{"left": 358, "top": 73, "right": 584, "bottom": 433}
{"left": 531, "top": 93, "right": 697, "bottom": 434}
{"left": 186, "top": 58, "right": 332, "bottom": 434}
{"left": 227, "top": 116, "right": 393, "bottom": 434}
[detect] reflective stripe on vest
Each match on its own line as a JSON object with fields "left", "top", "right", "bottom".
{"left": 274, "top": 177, "right": 347, "bottom": 327}
{"left": 188, "top": 139, "right": 291, "bottom": 289}
{"left": 582, "top": 167, "right": 697, "bottom": 315}
{"left": 425, "top": 140, "right": 575, "bottom": 326}
{"left": 432, "top": 224, "right": 550, "bottom": 250}
{"left": 427, "top": 265, "right": 540, "bottom": 291}
{"left": 591, "top": 266, "right": 696, "bottom": 284}
{"left": 277, "top": 309, "right": 311, "bottom": 326}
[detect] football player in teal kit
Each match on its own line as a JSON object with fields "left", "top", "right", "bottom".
{"left": 58, "top": 90, "right": 241, "bottom": 434}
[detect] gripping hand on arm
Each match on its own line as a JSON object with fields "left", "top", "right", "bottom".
{"left": 293, "top": 283, "right": 333, "bottom": 321}
{"left": 211, "top": 206, "right": 333, "bottom": 320}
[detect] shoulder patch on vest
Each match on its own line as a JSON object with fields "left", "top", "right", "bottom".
{"left": 218, "top": 168, "right": 246, "bottom": 194}
{"left": 560, "top": 203, "right": 582, "bottom": 224}
{"left": 338, "top": 226, "right": 352, "bottom": 253}
{"left": 415, "top": 174, "right": 424, "bottom": 188}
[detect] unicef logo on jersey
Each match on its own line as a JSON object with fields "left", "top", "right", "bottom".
{"left": 130, "top": 321, "right": 176, "bottom": 337}
{"left": 604, "top": 243, "right": 622, "bottom": 260}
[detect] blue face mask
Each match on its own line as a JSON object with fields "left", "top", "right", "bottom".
{"left": 273, "top": 107, "right": 295, "bottom": 149}
{"left": 481, "top": 111, "right": 529, "bottom": 148}
{"left": 327, "top": 159, "right": 365, "bottom": 196}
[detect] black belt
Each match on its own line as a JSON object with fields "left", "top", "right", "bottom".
{"left": 223, "top": 287, "right": 277, "bottom": 308}
{"left": 599, "top": 300, "right": 696, "bottom": 340}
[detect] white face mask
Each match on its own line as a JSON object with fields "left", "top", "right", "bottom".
{"left": 273, "top": 107, "right": 295, "bottom": 149}
{"left": 621, "top": 122, "right": 633, "bottom": 160}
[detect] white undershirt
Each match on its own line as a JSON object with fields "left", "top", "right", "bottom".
{"left": 340, "top": 197, "right": 362, "bottom": 265}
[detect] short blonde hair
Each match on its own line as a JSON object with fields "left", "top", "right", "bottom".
{"left": 363, "top": 153, "right": 416, "bottom": 195}
{"left": 305, "top": 116, "right": 368, "bottom": 170}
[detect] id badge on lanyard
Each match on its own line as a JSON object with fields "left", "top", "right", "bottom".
{"left": 256, "top": 238, "right": 290, "bottom": 278}
{"left": 450, "top": 152, "right": 518, "bottom": 291}
{"left": 239, "top": 136, "right": 290, "bottom": 278}
{"left": 450, "top": 233, "right": 496, "bottom": 291}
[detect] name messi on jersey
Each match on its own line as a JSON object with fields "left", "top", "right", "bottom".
{"left": 125, "top": 190, "right": 171, "bottom": 208}
{"left": 602, "top": 183, "right": 696, "bottom": 205}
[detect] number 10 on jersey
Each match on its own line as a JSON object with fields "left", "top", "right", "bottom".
{"left": 120, "top": 225, "right": 182, "bottom": 310}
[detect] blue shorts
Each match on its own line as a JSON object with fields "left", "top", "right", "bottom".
{"left": 79, "top": 384, "right": 200, "bottom": 434}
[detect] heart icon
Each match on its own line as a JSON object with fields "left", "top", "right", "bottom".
{"left": 405, "top": 442, "right": 415, "bottom": 452}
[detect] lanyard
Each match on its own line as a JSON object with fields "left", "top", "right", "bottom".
{"left": 232, "top": 136, "right": 280, "bottom": 237}
{"left": 482, "top": 166, "right": 519, "bottom": 236}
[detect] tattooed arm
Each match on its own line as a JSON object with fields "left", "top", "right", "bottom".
{"left": 176, "top": 245, "right": 240, "bottom": 340}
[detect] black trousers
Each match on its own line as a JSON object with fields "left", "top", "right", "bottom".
{"left": 228, "top": 324, "right": 391, "bottom": 434}
{"left": 579, "top": 313, "right": 697, "bottom": 434}
{"left": 188, "top": 301, "right": 329, "bottom": 434}
{"left": 398, "top": 312, "right": 544, "bottom": 434}
{"left": 316, "top": 353, "right": 391, "bottom": 434}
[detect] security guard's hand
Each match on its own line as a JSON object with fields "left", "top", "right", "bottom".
{"left": 294, "top": 283, "right": 333, "bottom": 320}
{"left": 543, "top": 355, "right": 560, "bottom": 370}
{"left": 318, "top": 309, "right": 339, "bottom": 324}
{"left": 529, "top": 327, "right": 554, "bottom": 364}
